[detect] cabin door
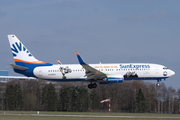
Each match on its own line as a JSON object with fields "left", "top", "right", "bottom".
{"left": 155, "top": 66, "right": 159, "bottom": 74}
{"left": 38, "top": 68, "right": 43, "bottom": 77}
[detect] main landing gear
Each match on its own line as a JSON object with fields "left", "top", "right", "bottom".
{"left": 88, "top": 82, "right": 97, "bottom": 89}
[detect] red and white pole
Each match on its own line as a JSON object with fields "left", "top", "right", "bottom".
{"left": 108, "top": 100, "right": 111, "bottom": 113}
{"left": 100, "top": 99, "right": 111, "bottom": 113}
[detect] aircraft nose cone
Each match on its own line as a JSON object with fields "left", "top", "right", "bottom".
{"left": 170, "top": 70, "right": 175, "bottom": 76}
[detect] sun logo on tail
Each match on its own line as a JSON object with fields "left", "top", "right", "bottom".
{"left": 11, "top": 42, "right": 32, "bottom": 57}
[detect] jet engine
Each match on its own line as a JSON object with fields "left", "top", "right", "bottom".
{"left": 100, "top": 74, "right": 124, "bottom": 84}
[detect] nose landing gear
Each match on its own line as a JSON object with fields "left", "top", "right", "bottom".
{"left": 156, "top": 83, "right": 160, "bottom": 87}
{"left": 156, "top": 79, "right": 161, "bottom": 87}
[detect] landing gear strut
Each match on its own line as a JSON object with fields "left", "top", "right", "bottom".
{"left": 156, "top": 80, "right": 160, "bottom": 87}
{"left": 88, "top": 83, "right": 97, "bottom": 89}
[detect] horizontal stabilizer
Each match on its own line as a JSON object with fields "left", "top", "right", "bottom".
{"left": 10, "top": 64, "right": 28, "bottom": 70}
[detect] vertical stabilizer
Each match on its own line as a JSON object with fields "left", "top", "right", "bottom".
{"left": 7, "top": 35, "right": 47, "bottom": 65}
{"left": 7, "top": 34, "right": 52, "bottom": 77}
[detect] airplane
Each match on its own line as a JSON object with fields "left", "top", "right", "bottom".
{"left": 7, "top": 35, "right": 175, "bottom": 89}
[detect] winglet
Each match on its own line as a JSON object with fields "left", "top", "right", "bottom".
{"left": 76, "top": 52, "right": 86, "bottom": 65}
{"left": 76, "top": 52, "right": 80, "bottom": 55}
{"left": 57, "top": 60, "right": 62, "bottom": 65}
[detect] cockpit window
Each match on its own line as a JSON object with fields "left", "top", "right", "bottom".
{"left": 163, "top": 67, "right": 169, "bottom": 70}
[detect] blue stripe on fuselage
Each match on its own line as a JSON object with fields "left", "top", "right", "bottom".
{"left": 124, "top": 77, "right": 168, "bottom": 80}
{"left": 35, "top": 77, "right": 168, "bottom": 82}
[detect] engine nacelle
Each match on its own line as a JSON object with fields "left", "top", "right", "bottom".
{"left": 100, "top": 74, "right": 124, "bottom": 84}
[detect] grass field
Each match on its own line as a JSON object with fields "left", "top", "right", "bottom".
{"left": 0, "top": 111, "right": 180, "bottom": 120}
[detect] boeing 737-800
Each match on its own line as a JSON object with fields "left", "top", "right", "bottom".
{"left": 7, "top": 35, "right": 175, "bottom": 89}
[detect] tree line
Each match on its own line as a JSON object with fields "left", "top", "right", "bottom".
{"left": 0, "top": 80, "right": 179, "bottom": 113}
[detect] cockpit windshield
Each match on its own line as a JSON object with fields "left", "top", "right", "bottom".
{"left": 163, "top": 67, "right": 169, "bottom": 70}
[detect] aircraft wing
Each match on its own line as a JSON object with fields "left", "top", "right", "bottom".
{"left": 76, "top": 52, "right": 107, "bottom": 80}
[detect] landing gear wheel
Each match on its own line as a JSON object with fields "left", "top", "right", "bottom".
{"left": 88, "top": 83, "right": 97, "bottom": 89}
{"left": 156, "top": 80, "right": 161, "bottom": 87}
{"left": 88, "top": 84, "right": 93, "bottom": 89}
{"left": 156, "top": 83, "right": 160, "bottom": 87}
{"left": 92, "top": 83, "right": 97, "bottom": 88}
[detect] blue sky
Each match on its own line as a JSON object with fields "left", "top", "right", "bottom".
{"left": 0, "top": 0, "right": 179, "bottom": 89}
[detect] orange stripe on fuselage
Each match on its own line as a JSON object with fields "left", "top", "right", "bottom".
{"left": 14, "top": 59, "right": 47, "bottom": 64}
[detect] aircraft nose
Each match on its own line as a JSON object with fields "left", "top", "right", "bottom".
{"left": 170, "top": 70, "right": 175, "bottom": 76}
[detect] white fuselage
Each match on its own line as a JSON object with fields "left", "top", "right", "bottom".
{"left": 33, "top": 63, "right": 175, "bottom": 81}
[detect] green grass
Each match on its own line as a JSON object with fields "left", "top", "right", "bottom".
{"left": 0, "top": 111, "right": 180, "bottom": 120}
{"left": 0, "top": 116, "right": 178, "bottom": 120}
